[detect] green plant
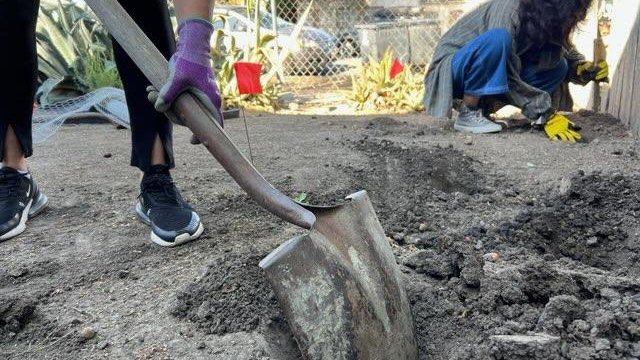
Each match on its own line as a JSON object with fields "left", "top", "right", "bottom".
{"left": 293, "top": 192, "right": 308, "bottom": 204}
{"left": 347, "top": 50, "right": 425, "bottom": 112}
{"left": 84, "top": 51, "right": 122, "bottom": 90}
{"left": 36, "top": 0, "right": 121, "bottom": 92}
{"left": 211, "top": 1, "right": 314, "bottom": 111}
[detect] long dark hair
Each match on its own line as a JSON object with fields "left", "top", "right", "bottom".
{"left": 518, "top": 0, "right": 593, "bottom": 48}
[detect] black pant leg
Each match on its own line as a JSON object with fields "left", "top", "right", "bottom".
{"left": 112, "top": 0, "right": 176, "bottom": 172}
{"left": 0, "top": 0, "right": 40, "bottom": 161}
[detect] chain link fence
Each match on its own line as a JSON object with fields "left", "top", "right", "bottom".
{"left": 270, "top": 0, "right": 478, "bottom": 92}
{"left": 215, "top": 1, "right": 481, "bottom": 96}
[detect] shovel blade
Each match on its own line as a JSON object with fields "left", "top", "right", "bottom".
{"left": 260, "top": 191, "right": 417, "bottom": 360}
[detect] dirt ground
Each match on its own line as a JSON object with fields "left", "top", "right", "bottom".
{"left": 1, "top": 110, "right": 639, "bottom": 360}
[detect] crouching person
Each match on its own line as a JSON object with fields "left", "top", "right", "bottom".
{"left": 424, "top": 0, "right": 608, "bottom": 142}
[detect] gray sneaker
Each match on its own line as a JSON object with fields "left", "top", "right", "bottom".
{"left": 454, "top": 105, "right": 503, "bottom": 134}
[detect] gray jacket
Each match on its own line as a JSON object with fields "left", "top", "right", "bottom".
{"left": 423, "top": 0, "right": 586, "bottom": 120}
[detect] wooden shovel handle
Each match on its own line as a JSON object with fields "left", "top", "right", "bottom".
{"left": 84, "top": 0, "right": 316, "bottom": 229}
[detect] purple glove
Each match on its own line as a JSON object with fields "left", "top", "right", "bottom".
{"left": 155, "top": 18, "right": 224, "bottom": 127}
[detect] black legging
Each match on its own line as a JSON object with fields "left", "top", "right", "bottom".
{"left": 0, "top": 0, "right": 176, "bottom": 172}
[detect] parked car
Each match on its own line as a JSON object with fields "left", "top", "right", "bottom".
{"left": 212, "top": 6, "right": 337, "bottom": 75}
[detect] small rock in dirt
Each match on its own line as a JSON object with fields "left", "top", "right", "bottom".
{"left": 79, "top": 327, "right": 96, "bottom": 340}
{"left": 404, "top": 235, "right": 421, "bottom": 245}
{"left": 570, "top": 319, "right": 591, "bottom": 333}
{"left": 7, "top": 268, "right": 27, "bottom": 278}
{"left": 197, "top": 342, "right": 206, "bottom": 350}
{"left": 97, "top": 341, "right": 110, "bottom": 350}
{"left": 403, "top": 250, "right": 454, "bottom": 279}
{"left": 600, "top": 288, "right": 620, "bottom": 300}
{"left": 536, "top": 296, "right": 584, "bottom": 334}
{"left": 527, "top": 162, "right": 536, "bottom": 168}
{"left": 419, "top": 223, "right": 429, "bottom": 232}
{"left": 392, "top": 233, "right": 405, "bottom": 243}
{"left": 558, "top": 177, "right": 572, "bottom": 196}
{"left": 586, "top": 236, "right": 599, "bottom": 246}
{"left": 483, "top": 252, "right": 500, "bottom": 262}
{"left": 117, "top": 270, "right": 130, "bottom": 279}
{"left": 459, "top": 251, "right": 483, "bottom": 288}
{"left": 594, "top": 338, "right": 611, "bottom": 351}
{"left": 463, "top": 136, "right": 473, "bottom": 146}
{"left": 490, "top": 333, "right": 561, "bottom": 360}
{"left": 503, "top": 189, "right": 518, "bottom": 197}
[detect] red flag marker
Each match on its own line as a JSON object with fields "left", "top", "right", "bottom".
{"left": 234, "top": 62, "right": 263, "bottom": 95}
{"left": 390, "top": 58, "right": 405, "bottom": 79}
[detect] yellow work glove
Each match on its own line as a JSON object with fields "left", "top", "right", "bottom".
{"left": 576, "top": 60, "right": 609, "bottom": 82}
{"left": 544, "top": 113, "right": 582, "bottom": 143}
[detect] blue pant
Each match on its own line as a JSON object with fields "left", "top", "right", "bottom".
{"left": 452, "top": 28, "right": 568, "bottom": 98}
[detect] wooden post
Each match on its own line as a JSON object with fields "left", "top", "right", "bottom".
{"left": 592, "top": 28, "right": 607, "bottom": 112}
{"left": 592, "top": 0, "right": 606, "bottom": 112}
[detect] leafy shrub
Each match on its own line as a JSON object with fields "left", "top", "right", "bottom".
{"left": 36, "top": 0, "right": 121, "bottom": 92}
{"left": 348, "top": 50, "right": 425, "bottom": 112}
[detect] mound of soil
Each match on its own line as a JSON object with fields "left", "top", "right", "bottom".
{"left": 404, "top": 171, "right": 640, "bottom": 359}
{"left": 170, "top": 136, "right": 640, "bottom": 360}
{"left": 0, "top": 297, "right": 37, "bottom": 339}
{"left": 567, "top": 110, "right": 630, "bottom": 141}
{"left": 482, "top": 171, "right": 640, "bottom": 274}
{"left": 346, "top": 139, "right": 488, "bottom": 236}
{"left": 170, "top": 253, "right": 281, "bottom": 335}
{"left": 407, "top": 255, "right": 640, "bottom": 359}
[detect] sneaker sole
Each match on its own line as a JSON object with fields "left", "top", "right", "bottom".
{"left": 151, "top": 223, "right": 204, "bottom": 247}
{"left": 29, "top": 193, "right": 49, "bottom": 219}
{"left": 454, "top": 124, "right": 502, "bottom": 134}
{"left": 0, "top": 200, "right": 32, "bottom": 241}
{"left": 135, "top": 202, "right": 204, "bottom": 248}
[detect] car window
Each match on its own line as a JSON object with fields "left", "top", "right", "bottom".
{"left": 259, "top": 11, "right": 292, "bottom": 30}
{"left": 260, "top": 12, "right": 273, "bottom": 29}
{"left": 228, "top": 16, "right": 239, "bottom": 30}
{"left": 228, "top": 13, "right": 252, "bottom": 31}
{"left": 212, "top": 18, "right": 225, "bottom": 30}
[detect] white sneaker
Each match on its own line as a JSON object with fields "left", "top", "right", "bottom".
{"left": 454, "top": 105, "right": 503, "bottom": 134}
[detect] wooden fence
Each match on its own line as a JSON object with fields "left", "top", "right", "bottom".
{"left": 605, "top": 1, "right": 640, "bottom": 135}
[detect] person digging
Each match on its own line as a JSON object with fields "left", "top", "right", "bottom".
{"left": 0, "top": 0, "right": 222, "bottom": 246}
{"left": 424, "top": 0, "right": 608, "bottom": 141}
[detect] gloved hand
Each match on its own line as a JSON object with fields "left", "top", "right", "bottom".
{"left": 576, "top": 60, "right": 609, "bottom": 82}
{"left": 153, "top": 19, "right": 223, "bottom": 127}
{"left": 544, "top": 113, "right": 582, "bottom": 143}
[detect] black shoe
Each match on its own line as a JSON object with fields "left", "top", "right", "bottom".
{"left": 135, "top": 165, "right": 203, "bottom": 247}
{"left": 0, "top": 167, "right": 48, "bottom": 241}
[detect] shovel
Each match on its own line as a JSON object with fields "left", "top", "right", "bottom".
{"left": 83, "top": 1, "right": 417, "bottom": 358}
